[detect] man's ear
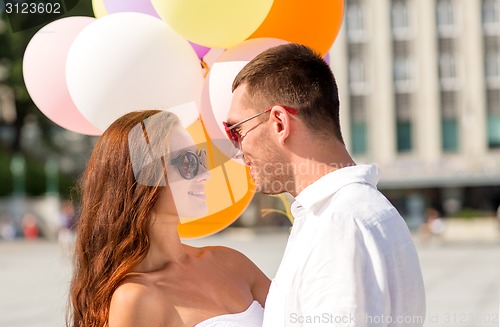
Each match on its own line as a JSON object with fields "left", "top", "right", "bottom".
{"left": 269, "top": 106, "right": 291, "bottom": 145}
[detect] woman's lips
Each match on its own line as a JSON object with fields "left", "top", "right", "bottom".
{"left": 188, "top": 190, "right": 206, "bottom": 200}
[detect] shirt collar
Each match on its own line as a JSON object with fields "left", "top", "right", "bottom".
{"left": 293, "top": 164, "right": 380, "bottom": 211}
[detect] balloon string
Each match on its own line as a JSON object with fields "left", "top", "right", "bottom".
{"left": 261, "top": 194, "right": 294, "bottom": 225}
{"left": 201, "top": 60, "right": 210, "bottom": 78}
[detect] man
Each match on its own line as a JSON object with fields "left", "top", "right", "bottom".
{"left": 225, "top": 44, "right": 426, "bottom": 326}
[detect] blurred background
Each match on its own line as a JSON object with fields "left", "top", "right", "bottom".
{"left": 0, "top": 0, "right": 499, "bottom": 326}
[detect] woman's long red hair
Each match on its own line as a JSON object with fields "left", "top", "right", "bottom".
{"left": 68, "top": 110, "right": 177, "bottom": 327}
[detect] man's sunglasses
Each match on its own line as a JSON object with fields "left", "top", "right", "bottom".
{"left": 223, "top": 106, "right": 299, "bottom": 150}
{"left": 170, "top": 149, "right": 207, "bottom": 180}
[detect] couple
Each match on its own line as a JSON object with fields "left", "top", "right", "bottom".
{"left": 68, "top": 44, "right": 425, "bottom": 327}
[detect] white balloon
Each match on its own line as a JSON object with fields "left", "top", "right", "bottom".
{"left": 208, "top": 61, "right": 249, "bottom": 138}
{"left": 66, "top": 12, "right": 203, "bottom": 131}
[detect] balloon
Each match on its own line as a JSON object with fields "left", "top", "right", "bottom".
{"left": 91, "top": 0, "right": 107, "bottom": 18}
{"left": 23, "top": 17, "right": 101, "bottom": 135}
{"left": 324, "top": 52, "right": 330, "bottom": 65}
{"left": 218, "top": 37, "right": 288, "bottom": 62}
{"left": 247, "top": 0, "right": 344, "bottom": 56}
{"left": 190, "top": 42, "right": 210, "bottom": 60}
{"left": 199, "top": 61, "right": 248, "bottom": 160}
{"left": 178, "top": 118, "right": 256, "bottom": 238}
{"left": 66, "top": 12, "right": 204, "bottom": 131}
{"left": 178, "top": 179, "right": 255, "bottom": 238}
{"left": 103, "top": 0, "right": 159, "bottom": 17}
{"left": 151, "top": 0, "right": 274, "bottom": 48}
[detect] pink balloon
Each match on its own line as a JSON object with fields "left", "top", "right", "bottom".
{"left": 103, "top": 0, "right": 160, "bottom": 17}
{"left": 23, "top": 17, "right": 101, "bottom": 135}
{"left": 189, "top": 41, "right": 211, "bottom": 60}
{"left": 218, "top": 37, "right": 289, "bottom": 62}
{"left": 324, "top": 52, "right": 330, "bottom": 65}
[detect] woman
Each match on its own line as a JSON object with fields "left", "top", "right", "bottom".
{"left": 69, "top": 110, "right": 270, "bottom": 327}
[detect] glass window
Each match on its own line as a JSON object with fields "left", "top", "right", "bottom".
{"left": 486, "top": 51, "right": 500, "bottom": 78}
{"left": 397, "top": 121, "right": 413, "bottom": 152}
{"left": 346, "top": 0, "right": 365, "bottom": 37}
{"left": 439, "top": 53, "right": 457, "bottom": 80}
{"left": 349, "top": 58, "right": 366, "bottom": 85}
{"left": 395, "top": 94, "right": 413, "bottom": 152}
{"left": 391, "top": 0, "right": 410, "bottom": 35}
{"left": 487, "top": 90, "right": 500, "bottom": 148}
{"left": 442, "top": 119, "right": 458, "bottom": 151}
{"left": 350, "top": 96, "right": 367, "bottom": 155}
{"left": 437, "top": 0, "right": 455, "bottom": 29}
{"left": 485, "top": 37, "right": 500, "bottom": 79}
{"left": 483, "top": 0, "right": 500, "bottom": 25}
{"left": 393, "top": 42, "right": 413, "bottom": 85}
{"left": 440, "top": 91, "right": 459, "bottom": 152}
{"left": 394, "top": 57, "right": 412, "bottom": 82}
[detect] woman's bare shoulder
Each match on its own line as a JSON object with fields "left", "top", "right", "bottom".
{"left": 204, "top": 246, "right": 271, "bottom": 306}
{"left": 108, "top": 279, "right": 177, "bottom": 327}
{"left": 204, "top": 245, "right": 252, "bottom": 264}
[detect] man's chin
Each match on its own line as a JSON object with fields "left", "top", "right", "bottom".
{"left": 255, "top": 179, "right": 285, "bottom": 195}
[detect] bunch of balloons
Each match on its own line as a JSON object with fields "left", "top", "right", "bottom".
{"left": 22, "top": 0, "right": 344, "bottom": 238}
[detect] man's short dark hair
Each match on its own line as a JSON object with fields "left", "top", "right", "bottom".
{"left": 232, "top": 43, "right": 343, "bottom": 142}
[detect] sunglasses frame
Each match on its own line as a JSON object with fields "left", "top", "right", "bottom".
{"left": 223, "top": 106, "right": 299, "bottom": 149}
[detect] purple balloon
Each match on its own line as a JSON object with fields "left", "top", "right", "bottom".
{"left": 103, "top": 0, "right": 159, "bottom": 18}
{"left": 324, "top": 52, "right": 330, "bottom": 65}
{"left": 189, "top": 42, "right": 211, "bottom": 60}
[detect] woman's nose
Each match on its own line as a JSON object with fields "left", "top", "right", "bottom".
{"left": 196, "top": 163, "right": 211, "bottom": 181}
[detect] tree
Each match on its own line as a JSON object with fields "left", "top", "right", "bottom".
{"left": 0, "top": 1, "right": 95, "bottom": 196}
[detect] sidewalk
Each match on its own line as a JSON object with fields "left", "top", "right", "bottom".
{"left": 1, "top": 228, "right": 499, "bottom": 327}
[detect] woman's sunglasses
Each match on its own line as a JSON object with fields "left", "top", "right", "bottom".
{"left": 223, "top": 106, "right": 299, "bottom": 150}
{"left": 170, "top": 149, "right": 207, "bottom": 180}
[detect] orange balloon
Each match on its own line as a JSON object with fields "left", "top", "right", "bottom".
{"left": 247, "top": 0, "right": 344, "bottom": 56}
{"left": 178, "top": 175, "right": 255, "bottom": 238}
{"left": 177, "top": 119, "right": 256, "bottom": 239}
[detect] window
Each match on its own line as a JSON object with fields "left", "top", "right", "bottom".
{"left": 487, "top": 89, "right": 500, "bottom": 148}
{"left": 440, "top": 91, "right": 459, "bottom": 152}
{"left": 346, "top": 0, "right": 365, "bottom": 41}
{"left": 482, "top": 0, "right": 500, "bottom": 34}
{"left": 439, "top": 54, "right": 457, "bottom": 80}
{"left": 350, "top": 96, "right": 367, "bottom": 155}
{"left": 437, "top": 0, "right": 458, "bottom": 36}
{"left": 391, "top": 0, "right": 411, "bottom": 39}
{"left": 395, "top": 94, "right": 413, "bottom": 152}
{"left": 393, "top": 42, "right": 413, "bottom": 91}
{"left": 438, "top": 38, "right": 461, "bottom": 89}
{"left": 348, "top": 44, "right": 368, "bottom": 93}
{"left": 485, "top": 37, "right": 500, "bottom": 82}
{"left": 394, "top": 57, "right": 412, "bottom": 82}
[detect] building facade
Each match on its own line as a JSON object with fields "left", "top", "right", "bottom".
{"left": 330, "top": 0, "right": 500, "bottom": 226}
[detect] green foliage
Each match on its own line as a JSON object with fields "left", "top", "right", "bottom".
{"left": 0, "top": 145, "right": 78, "bottom": 197}
{"left": 453, "top": 208, "right": 490, "bottom": 220}
{"left": 0, "top": 2, "right": 93, "bottom": 197}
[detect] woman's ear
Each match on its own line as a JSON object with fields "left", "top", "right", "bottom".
{"left": 270, "top": 106, "right": 291, "bottom": 145}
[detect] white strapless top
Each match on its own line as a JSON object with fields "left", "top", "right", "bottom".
{"left": 194, "top": 301, "right": 264, "bottom": 327}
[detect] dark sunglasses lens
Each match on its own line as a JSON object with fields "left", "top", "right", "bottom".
{"left": 229, "top": 130, "right": 240, "bottom": 149}
{"left": 178, "top": 152, "right": 198, "bottom": 179}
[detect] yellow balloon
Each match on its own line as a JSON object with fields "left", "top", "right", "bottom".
{"left": 91, "top": 0, "right": 108, "bottom": 18}
{"left": 151, "top": 0, "right": 274, "bottom": 49}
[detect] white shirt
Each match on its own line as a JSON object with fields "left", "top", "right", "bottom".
{"left": 263, "top": 165, "right": 426, "bottom": 327}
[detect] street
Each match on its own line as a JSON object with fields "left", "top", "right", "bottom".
{"left": 0, "top": 228, "right": 499, "bottom": 327}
